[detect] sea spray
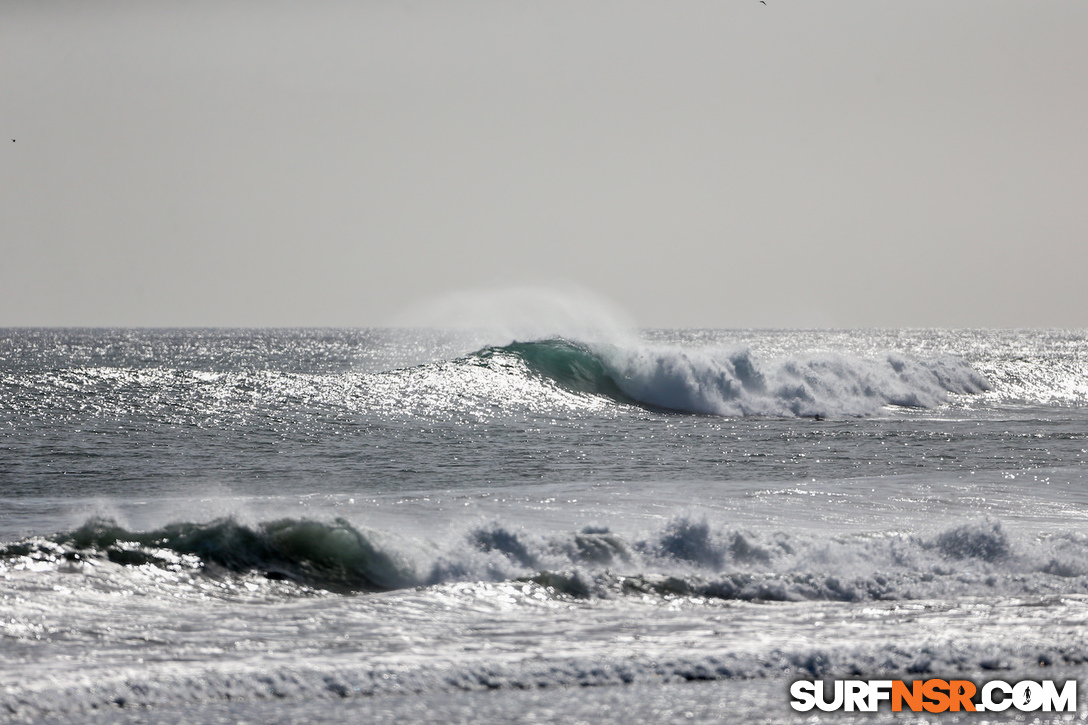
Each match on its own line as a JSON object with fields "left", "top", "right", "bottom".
{"left": 387, "top": 285, "right": 639, "bottom": 352}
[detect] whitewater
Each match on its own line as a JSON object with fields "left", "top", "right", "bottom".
{"left": 2, "top": 327, "right": 1088, "bottom": 723}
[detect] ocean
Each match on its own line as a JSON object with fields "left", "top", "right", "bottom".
{"left": 2, "top": 326, "right": 1087, "bottom": 723}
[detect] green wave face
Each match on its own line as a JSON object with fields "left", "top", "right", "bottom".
{"left": 478, "top": 339, "right": 632, "bottom": 403}
{"left": 45, "top": 517, "right": 416, "bottom": 593}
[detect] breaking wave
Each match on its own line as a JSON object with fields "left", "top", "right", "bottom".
{"left": 1, "top": 517, "right": 415, "bottom": 594}
{"left": 472, "top": 338, "right": 990, "bottom": 417}
{"left": 5, "top": 516, "right": 1088, "bottom": 602}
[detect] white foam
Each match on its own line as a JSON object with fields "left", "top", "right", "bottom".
{"left": 597, "top": 344, "right": 989, "bottom": 416}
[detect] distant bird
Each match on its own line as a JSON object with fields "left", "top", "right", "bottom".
{"left": 760, "top": 1, "right": 766, "bottom": 4}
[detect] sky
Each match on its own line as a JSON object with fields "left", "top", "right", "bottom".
{"left": 2, "top": 0, "right": 1086, "bottom": 329}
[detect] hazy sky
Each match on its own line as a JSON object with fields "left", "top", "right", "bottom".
{"left": 2, "top": 1, "right": 1086, "bottom": 328}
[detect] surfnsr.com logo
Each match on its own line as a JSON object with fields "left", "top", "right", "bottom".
{"left": 790, "top": 679, "right": 1077, "bottom": 713}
